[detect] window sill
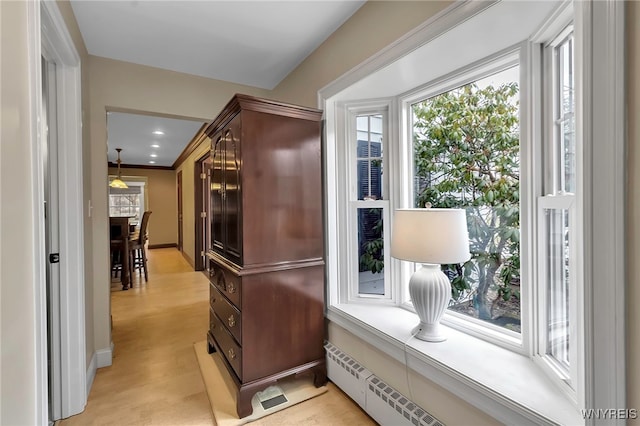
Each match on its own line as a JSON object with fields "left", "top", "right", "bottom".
{"left": 327, "top": 304, "right": 582, "bottom": 426}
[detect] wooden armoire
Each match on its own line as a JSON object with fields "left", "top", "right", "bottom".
{"left": 205, "top": 94, "right": 326, "bottom": 418}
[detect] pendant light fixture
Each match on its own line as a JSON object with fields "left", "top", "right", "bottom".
{"left": 109, "top": 148, "right": 128, "bottom": 189}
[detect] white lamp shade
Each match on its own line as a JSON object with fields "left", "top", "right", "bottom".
{"left": 391, "top": 208, "right": 471, "bottom": 264}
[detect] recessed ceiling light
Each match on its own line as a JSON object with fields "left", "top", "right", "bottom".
{"left": 151, "top": 144, "right": 160, "bottom": 148}
{"left": 149, "top": 160, "right": 156, "bottom": 164}
{"left": 152, "top": 130, "right": 164, "bottom": 135}
{"left": 150, "top": 154, "right": 158, "bottom": 158}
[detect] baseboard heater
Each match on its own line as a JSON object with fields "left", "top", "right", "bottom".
{"left": 325, "top": 342, "right": 444, "bottom": 426}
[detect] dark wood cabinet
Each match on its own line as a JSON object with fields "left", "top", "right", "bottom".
{"left": 205, "top": 94, "right": 326, "bottom": 418}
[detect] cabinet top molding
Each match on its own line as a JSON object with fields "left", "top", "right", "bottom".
{"left": 206, "top": 94, "right": 323, "bottom": 137}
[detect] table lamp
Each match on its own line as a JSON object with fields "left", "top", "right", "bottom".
{"left": 391, "top": 208, "right": 471, "bottom": 342}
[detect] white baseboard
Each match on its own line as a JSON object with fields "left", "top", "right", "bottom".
{"left": 96, "top": 341, "right": 114, "bottom": 368}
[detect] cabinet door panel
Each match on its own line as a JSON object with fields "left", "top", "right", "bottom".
{"left": 211, "top": 132, "right": 224, "bottom": 253}
{"left": 223, "top": 120, "right": 242, "bottom": 264}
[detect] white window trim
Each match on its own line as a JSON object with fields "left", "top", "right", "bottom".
{"left": 345, "top": 104, "right": 394, "bottom": 303}
{"left": 576, "top": 0, "right": 626, "bottom": 420}
{"left": 319, "top": 0, "right": 625, "bottom": 424}
{"left": 532, "top": 9, "right": 581, "bottom": 405}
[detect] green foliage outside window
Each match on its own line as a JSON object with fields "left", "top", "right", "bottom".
{"left": 413, "top": 80, "right": 521, "bottom": 327}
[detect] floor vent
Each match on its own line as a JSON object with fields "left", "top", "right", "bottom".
{"left": 325, "top": 341, "right": 444, "bottom": 426}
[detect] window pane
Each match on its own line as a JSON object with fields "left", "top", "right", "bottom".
{"left": 556, "top": 36, "right": 575, "bottom": 194}
{"left": 412, "top": 66, "right": 521, "bottom": 331}
{"left": 545, "top": 208, "right": 570, "bottom": 373}
{"left": 108, "top": 191, "right": 142, "bottom": 223}
{"left": 358, "top": 207, "right": 385, "bottom": 295}
{"left": 356, "top": 114, "right": 384, "bottom": 200}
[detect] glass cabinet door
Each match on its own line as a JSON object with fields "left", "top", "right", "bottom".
{"left": 210, "top": 132, "right": 224, "bottom": 253}
{"left": 223, "top": 117, "right": 242, "bottom": 264}
{"left": 209, "top": 114, "right": 242, "bottom": 265}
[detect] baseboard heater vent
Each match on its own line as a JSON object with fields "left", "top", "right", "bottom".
{"left": 325, "top": 341, "right": 370, "bottom": 409}
{"left": 325, "top": 341, "right": 444, "bottom": 426}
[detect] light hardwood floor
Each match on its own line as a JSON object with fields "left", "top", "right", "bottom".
{"left": 60, "top": 248, "right": 375, "bottom": 425}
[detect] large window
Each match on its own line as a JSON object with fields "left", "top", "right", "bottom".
{"left": 323, "top": 0, "right": 624, "bottom": 422}
{"left": 411, "top": 66, "right": 521, "bottom": 334}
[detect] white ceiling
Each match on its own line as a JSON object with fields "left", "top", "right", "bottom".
{"left": 107, "top": 112, "right": 206, "bottom": 167}
{"left": 71, "top": 0, "right": 365, "bottom": 168}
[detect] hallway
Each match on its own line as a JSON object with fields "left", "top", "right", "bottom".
{"left": 62, "top": 248, "right": 212, "bottom": 424}
{"left": 60, "top": 248, "right": 374, "bottom": 425}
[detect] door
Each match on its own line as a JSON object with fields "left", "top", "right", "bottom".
{"left": 177, "top": 170, "right": 183, "bottom": 252}
{"left": 42, "top": 55, "right": 62, "bottom": 423}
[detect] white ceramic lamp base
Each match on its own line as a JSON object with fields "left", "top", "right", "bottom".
{"left": 409, "top": 264, "right": 451, "bottom": 342}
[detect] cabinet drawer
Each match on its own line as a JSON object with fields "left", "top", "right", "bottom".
{"left": 209, "top": 261, "right": 242, "bottom": 308}
{"left": 209, "top": 309, "right": 242, "bottom": 380}
{"left": 210, "top": 284, "right": 242, "bottom": 343}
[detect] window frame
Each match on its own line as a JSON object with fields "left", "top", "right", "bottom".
{"left": 533, "top": 16, "right": 582, "bottom": 405}
{"left": 107, "top": 176, "right": 148, "bottom": 225}
{"left": 339, "top": 101, "right": 397, "bottom": 304}
{"left": 398, "top": 47, "right": 530, "bottom": 353}
{"left": 320, "top": 0, "right": 625, "bottom": 423}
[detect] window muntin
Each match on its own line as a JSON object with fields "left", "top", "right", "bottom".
{"left": 410, "top": 66, "right": 521, "bottom": 333}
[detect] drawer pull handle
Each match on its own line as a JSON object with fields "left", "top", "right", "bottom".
{"left": 227, "top": 281, "right": 236, "bottom": 294}
{"left": 228, "top": 315, "right": 236, "bottom": 327}
{"left": 228, "top": 348, "right": 236, "bottom": 360}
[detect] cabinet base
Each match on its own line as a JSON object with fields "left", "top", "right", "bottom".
{"left": 206, "top": 331, "right": 327, "bottom": 418}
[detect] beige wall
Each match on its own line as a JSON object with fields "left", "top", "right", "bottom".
{"left": 88, "top": 55, "right": 270, "bottom": 354}
{"left": 627, "top": 0, "right": 639, "bottom": 420}
{"left": 0, "top": 2, "right": 39, "bottom": 423}
{"left": 108, "top": 167, "right": 178, "bottom": 246}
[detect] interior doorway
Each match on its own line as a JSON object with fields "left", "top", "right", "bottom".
{"left": 37, "top": 2, "right": 87, "bottom": 421}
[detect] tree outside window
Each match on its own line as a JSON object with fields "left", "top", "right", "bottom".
{"left": 412, "top": 67, "right": 521, "bottom": 331}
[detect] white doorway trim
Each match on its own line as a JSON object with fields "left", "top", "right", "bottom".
{"left": 34, "top": 0, "right": 87, "bottom": 420}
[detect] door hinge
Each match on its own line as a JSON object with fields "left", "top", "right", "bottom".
{"left": 49, "top": 253, "right": 60, "bottom": 263}
{"left": 200, "top": 173, "right": 207, "bottom": 180}
{"left": 200, "top": 251, "right": 205, "bottom": 257}
{"left": 201, "top": 211, "right": 207, "bottom": 218}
